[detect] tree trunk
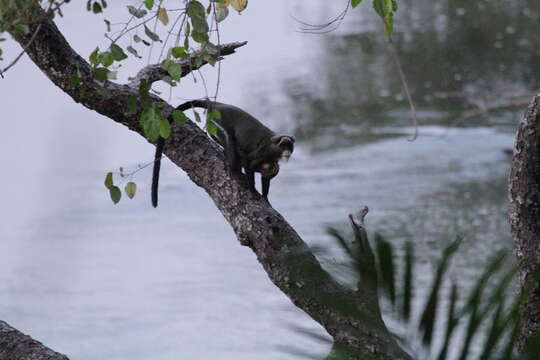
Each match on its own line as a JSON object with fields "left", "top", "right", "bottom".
{"left": 509, "top": 91, "right": 540, "bottom": 350}
{"left": 2, "top": 5, "right": 412, "bottom": 360}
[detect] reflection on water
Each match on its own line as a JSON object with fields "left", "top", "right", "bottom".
{"left": 287, "top": 0, "right": 540, "bottom": 149}
{"left": 0, "top": 0, "right": 536, "bottom": 359}
{"left": 280, "top": 0, "right": 529, "bottom": 357}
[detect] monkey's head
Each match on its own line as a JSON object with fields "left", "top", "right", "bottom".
{"left": 259, "top": 162, "right": 280, "bottom": 179}
{"left": 270, "top": 135, "right": 295, "bottom": 163}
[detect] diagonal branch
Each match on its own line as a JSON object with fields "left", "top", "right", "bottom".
{"left": 6, "top": 7, "right": 411, "bottom": 360}
{"left": 127, "top": 41, "right": 247, "bottom": 89}
{"left": 0, "top": 320, "right": 69, "bottom": 360}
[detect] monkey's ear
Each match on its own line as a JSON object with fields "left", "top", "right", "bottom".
{"left": 289, "top": 135, "right": 296, "bottom": 143}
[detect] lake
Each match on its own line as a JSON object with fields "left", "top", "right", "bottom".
{"left": 1, "top": 1, "right": 536, "bottom": 359}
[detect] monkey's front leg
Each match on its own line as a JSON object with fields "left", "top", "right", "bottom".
{"left": 244, "top": 164, "right": 256, "bottom": 191}
{"left": 223, "top": 133, "right": 244, "bottom": 182}
{"left": 262, "top": 176, "right": 271, "bottom": 200}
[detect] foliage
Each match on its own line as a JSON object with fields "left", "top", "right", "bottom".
{"left": 351, "top": 0, "right": 397, "bottom": 37}
{"left": 286, "top": 215, "right": 540, "bottom": 359}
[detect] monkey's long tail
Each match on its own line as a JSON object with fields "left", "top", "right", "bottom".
{"left": 151, "top": 136, "right": 165, "bottom": 207}
{"left": 151, "top": 99, "right": 211, "bottom": 208}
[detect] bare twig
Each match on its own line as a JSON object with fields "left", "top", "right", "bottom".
{"left": 292, "top": 0, "right": 350, "bottom": 34}
{"left": 212, "top": 3, "right": 222, "bottom": 100}
{"left": 0, "top": 22, "right": 42, "bottom": 78}
{"left": 387, "top": 40, "right": 419, "bottom": 141}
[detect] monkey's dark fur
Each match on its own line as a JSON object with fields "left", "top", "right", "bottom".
{"left": 151, "top": 100, "right": 295, "bottom": 207}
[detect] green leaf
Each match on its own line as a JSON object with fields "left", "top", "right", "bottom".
{"left": 89, "top": 47, "right": 100, "bottom": 65}
{"left": 14, "top": 24, "right": 30, "bottom": 35}
{"left": 104, "top": 172, "right": 113, "bottom": 189}
{"left": 157, "top": 7, "right": 169, "bottom": 25}
{"left": 402, "top": 242, "right": 414, "bottom": 321}
{"left": 187, "top": 1, "right": 209, "bottom": 40}
{"left": 205, "top": 119, "right": 217, "bottom": 135}
{"left": 68, "top": 69, "right": 82, "bottom": 87}
{"left": 144, "top": 25, "right": 161, "bottom": 42}
{"left": 194, "top": 111, "right": 202, "bottom": 123}
{"left": 383, "top": 0, "right": 393, "bottom": 13}
{"left": 127, "top": 5, "right": 147, "bottom": 18}
{"left": 162, "top": 59, "right": 182, "bottom": 81}
{"left": 172, "top": 110, "right": 189, "bottom": 124}
{"left": 110, "top": 185, "right": 121, "bottom": 204}
{"left": 436, "top": 283, "right": 459, "bottom": 360}
{"left": 187, "top": 1, "right": 206, "bottom": 18}
{"left": 100, "top": 51, "right": 113, "bottom": 67}
{"left": 160, "top": 76, "right": 177, "bottom": 86}
{"left": 204, "top": 42, "right": 219, "bottom": 55}
{"left": 190, "top": 15, "right": 209, "bottom": 34}
{"left": 107, "top": 70, "right": 118, "bottom": 80}
{"left": 128, "top": 95, "right": 138, "bottom": 115}
{"left": 140, "top": 105, "right": 160, "bottom": 141}
{"left": 171, "top": 46, "right": 189, "bottom": 59}
{"left": 418, "top": 239, "right": 461, "bottom": 347}
{"left": 133, "top": 34, "right": 142, "bottom": 43}
{"left": 104, "top": 19, "right": 111, "bottom": 32}
{"left": 93, "top": 67, "right": 109, "bottom": 81}
{"left": 384, "top": 13, "right": 394, "bottom": 36}
{"left": 210, "top": 109, "right": 221, "bottom": 120}
{"left": 110, "top": 44, "right": 128, "bottom": 61}
{"left": 92, "top": 2, "right": 102, "bottom": 13}
{"left": 372, "top": 0, "right": 384, "bottom": 17}
{"left": 144, "top": 0, "right": 153, "bottom": 10}
{"left": 126, "top": 45, "right": 141, "bottom": 58}
{"left": 160, "top": 116, "right": 171, "bottom": 138}
{"left": 191, "top": 31, "right": 209, "bottom": 43}
{"left": 351, "top": 0, "right": 363, "bottom": 8}
{"left": 375, "top": 234, "right": 396, "bottom": 305}
{"left": 215, "top": 6, "right": 228, "bottom": 22}
{"left": 125, "top": 182, "right": 137, "bottom": 199}
{"left": 230, "top": 0, "right": 248, "bottom": 12}
{"left": 372, "top": 0, "right": 396, "bottom": 37}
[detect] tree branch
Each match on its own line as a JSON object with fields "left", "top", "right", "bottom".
{"left": 127, "top": 41, "right": 247, "bottom": 89}
{"left": 6, "top": 8, "right": 411, "bottom": 359}
{"left": 0, "top": 320, "right": 69, "bottom": 360}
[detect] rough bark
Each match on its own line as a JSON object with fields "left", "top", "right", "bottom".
{"left": 4, "top": 7, "right": 411, "bottom": 360}
{"left": 509, "top": 91, "right": 540, "bottom": 350}
{"left": 0, "top": 321, "right": 69, "bottom": 360}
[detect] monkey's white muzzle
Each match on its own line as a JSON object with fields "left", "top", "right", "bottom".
{"left": 280, "top": 150, "right": 291, "bottom": 163}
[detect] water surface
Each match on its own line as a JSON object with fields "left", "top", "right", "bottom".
{"left": 0, "top": 1, "right": 536, "bottom": 359}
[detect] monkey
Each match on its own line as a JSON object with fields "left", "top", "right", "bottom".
{"left": 151, "top": 100, "right": 295, "bottom": 207}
